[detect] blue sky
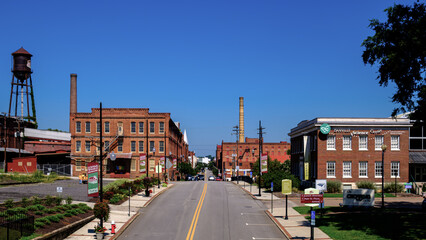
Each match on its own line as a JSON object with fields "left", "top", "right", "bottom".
{"left": 0, "top": 0, "right": 416, "bottom": 156}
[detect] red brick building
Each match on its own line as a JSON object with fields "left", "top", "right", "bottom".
{"left": 216, "top": 137, "right": 290, "bottom": 180}
{"left": 289, "top": 118, "right": 412, "bottom": 189}
{"left": 70, "top": 108, "right": 189, "bottom": 179}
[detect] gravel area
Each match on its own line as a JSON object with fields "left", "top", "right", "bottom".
{"left": 0, "top": 179, "right": 114, "bottom": 203}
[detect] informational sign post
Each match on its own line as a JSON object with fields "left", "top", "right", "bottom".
{"left": 261, "top": 154, "right": 268, "bottom": 174}
{"left": 160, "top": 157, "right": 165, "bottom": 172}
{"left": 87, "top": 162, "right": 99, "bottom": 197}
{"left": 343, "top": 189, "right": 375, "bottom": 207}
{"left": 139, "top": 154, "right": 146, "bottom": 174}
{"left": 173, "top": 159, "right": 177, "bottom": 170}
{"left": 282, "top": 179, "right": 292, "bottom": 220}
{"left": 302, "top": 188, "right": 320, "bottom": 240}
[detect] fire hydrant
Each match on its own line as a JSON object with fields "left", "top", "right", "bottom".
{"left": 111, "top": 221, "right": 116, "bottom": 234}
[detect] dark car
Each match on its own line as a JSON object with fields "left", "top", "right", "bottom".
{"left": 186, "top": 175, "right": 193, "bottom": 181}
{"left": 197, "top": 174, "right": 205, "bottom": 181}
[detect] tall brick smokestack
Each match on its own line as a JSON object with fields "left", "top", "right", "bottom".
{"left": 239, "top": 97, "right": 245, "bottom": 143}
{"left": 70, "top": 74, "right": 77, "bottom": 115}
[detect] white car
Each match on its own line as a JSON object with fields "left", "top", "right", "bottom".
{"left": 208, "top": 176, "right": 215, "bottom": 181}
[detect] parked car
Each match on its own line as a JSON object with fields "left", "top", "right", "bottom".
{"left": 186, "top": 175, "right": 193, "bottom": 181}
{"left": 208, "top": 176, "right": 215, "bottom": 181}
{"left": 198, "top": 174, "right": 205, "bottom": 181}
{"left": 215, "top": 177, "right": 222, "bottom": 181}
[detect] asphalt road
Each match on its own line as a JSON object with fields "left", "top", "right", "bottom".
{"left": 0, "top": 179, "right": 114, "bottom": 203}
{"left": 118, "top": 180, "right": 288, "bottom": 240}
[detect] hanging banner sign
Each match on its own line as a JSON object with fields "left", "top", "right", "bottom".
{"left": 87, "top": 162, "right": 99, "bottom": 197}
{"left": 160, "top": 157, "right": 165, "bottom": 172}
{"left": 139, "top": 154, "right": 146, "bottom": 173}
{"left": 173, "top": 158, "right": 177, "bottom": 170}
{"left": 261, "top": 153, "right": 268, "bottom": 174}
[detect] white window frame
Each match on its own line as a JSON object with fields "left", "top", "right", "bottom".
{"left": 76, "top": 122, "right": 81, "bottom": 133}
{"left": 150, "top": 122, "right": 155, "bottom": 134}
{"left": 359, "top": 135, "right": 368, "bottom": 151}
{"left": 359, "top": 161, "right": 368, "bottom": 178}
{"left": 375, "top": 135, "right": 384, "bottom": 151}
{"left": 327, "top": 135, "right": 336, "bottom": 150}
{"left": 96, "top": 122, "right": 101, "bottom": 133}
{"left": 104, "top": 141, "right": 110, "bottom": 152}
{"left": 159, "top": 122, "right": 165, "bottom": 134}
{"left": 118, "top": 140, "right": 123, "bottom": 152}
{"left": 104, "top": 122, "right": 110, "bottom": 133}
{"left": 131, "top": 141, "right": 136, "bottom": 152}
{"left": 391, "top": 135, "right": 400, "bottom": 150}
{"left": 391, "top": 161, "right": 400, "bottom": 178}
{"left": 375, "top": 161, "right": 382, "bottom": 178}
{"left": 131, "top": 122, "right": 136, "bottom": 133}
{"left": 326, "top": 161, "right": 336, "bottom": 178}
{"left": 343, "top": 135, "right": 352, "bottom": 150}
{"left": 149, "top": 141, "right": 155, "bottom": 152}
{"left": 131, "top": 158, "right": 136, "bottom": 171}
{"left": 343, "top": 161, "right": 352, "bottom": 178}
{"left": 85, "top": 122, "right": 91, "bottom": 133}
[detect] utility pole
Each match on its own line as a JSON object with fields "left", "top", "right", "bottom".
{"left": 257, "top": 121, "right": 265, "bottom": 197}
{"left": 2, "top": 113, "right": 7, "bottom": 172}
{"left": 232, "top": 125, "right": 239, "bottom": 183}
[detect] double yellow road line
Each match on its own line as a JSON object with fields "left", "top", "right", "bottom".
{"left": 185, "top": 183, "right": 207, "bottom": 240}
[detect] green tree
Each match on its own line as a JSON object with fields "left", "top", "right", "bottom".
{"left": 362, "top": 3, "right": 426, "bottom": 121}
{"left": 252, "top": 157, "right": 299, "bottom": 191}
{"left": 177, "top": 162, "right": 196, "bottom": 176}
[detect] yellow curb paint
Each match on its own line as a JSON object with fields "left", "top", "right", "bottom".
{"left": 186, "top": 183, "right": 207, "bottom": 240}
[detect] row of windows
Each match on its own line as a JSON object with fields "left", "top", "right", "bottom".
{"left": 76, "top": 158, "right": 160, "bottom": 172}
{"left": 327, "top": 135, "right": 400, "bottom": 151}
{"left": 326, "top": 161, "right": 400, "bottom": 178}
{"left": 75, "top": 140, "right": 165, "bottom": 153}
{"left": 75, "top": 121, "right": 165, "bottom": 134}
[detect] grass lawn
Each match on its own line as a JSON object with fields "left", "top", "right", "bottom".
{"left": 294, "top": 206, "right": 426, "bottom": 240}
{"left": 324, "top": 193, "right": 395, "bottom": 198}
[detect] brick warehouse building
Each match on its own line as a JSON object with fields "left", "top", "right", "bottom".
{"left": 216, "top": 137, "right": 290, "bottom": 180}
{"left": 70, "top": 108, "right": 189, "bottom": 179}
{"left": 288, "top": 118, "right": 411, "bottom": 189}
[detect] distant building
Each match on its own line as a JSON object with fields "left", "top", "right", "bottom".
{"left": 288, "top": 117, "right": 411, "bottom": 189}
{"left": 216, "top": 137, "right": 290, "bottom": 180}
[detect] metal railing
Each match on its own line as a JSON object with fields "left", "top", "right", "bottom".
{"left": 0, "top": 213, "right": 34, "bottom": 240}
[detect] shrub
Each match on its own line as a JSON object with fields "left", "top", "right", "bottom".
{"left": 75, "top": 208, "right": 85, "bottom": 214}
{"left": 55, "top": 196, "right": 63, "bottom": 206}
{"left": 34, "top": 204, "right": 46, "bottom": 211}
{"left": 66, "top": 196, "right": 73, "bottom": 205}
{"left": 32, "top": 196, "right": 41, "bottom": 205}
{"left": 356, "top": 181, "right": 377, "bottom": 190}
{"left": 35, "top": 211, "right": 44, "bottom": 216}
{"left": 64, "top": 212, "right": 72, "bottom": 217}
{"left": 45, "top": 195, "right": 54, "bottom": 206}
{"left": 6, "top": 209, "right": 17, "bottom": 215}
{"left": 327, "top": 180, "right": 342, "bottom": 193}
{"left": 37, "top": 217, "right": 51, "bottom": 224}
{"left": 104, "top": 191, "right": 115, "bottom": 200}
{"left": 119, "top": 189, "right": 130, "bottom": 195}
{"left": 34, "top": 221, "right": 45, "bottom": 229}
{"left": 14, "top": 207, "right": 27, "bottom": 214}
{"left": 109, "top": 195, "right": 122, "bottom": 204}
{"left": 46, "top": 215, "right": 60, "bottom": 223}
{"left": 56, "top": 213, "right": 65, "bottom": 220}
{"left": 0, "top": 211, "right": 7, "bottom": 217}
{"left": 66, "top": 209, "right": 78, "bottom": 216}
{"left": 94, "top": 201, "right": 110, "bottom": 222}
{"left": 384, "top": 182, "right": 404, "bottom": 193}
{"left": 4, "top": 199, "right": 14, "bottom": 208}
{"left": 31, "top": 171, "right": 44, "bottom": 181}
{"left": 44, "top": 208, "right": 56, "bottom": 214}
{"left": 21, "top": 197, "right": 30, "bottom": 207}
{"left": 142, "top": 177, "right": 152, "bottom": 189}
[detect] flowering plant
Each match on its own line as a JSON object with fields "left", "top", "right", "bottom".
{"left": 94, "top": 201, "right": 110, "bottom": 222}
{"left": 94, "top": 225, "right": 107, "bottom": 233}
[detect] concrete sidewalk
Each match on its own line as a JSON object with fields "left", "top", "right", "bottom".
{"left": 236, "top": 182, "right": 332, "bottom": 240}
{"left": 65, "top": 184, "right": 173, "bottom": 240}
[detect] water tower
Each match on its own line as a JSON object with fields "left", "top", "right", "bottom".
{"left": 8, "top": 47, "right": 37, "bottom": 124}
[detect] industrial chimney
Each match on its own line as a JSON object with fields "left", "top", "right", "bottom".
{"left": 239, "top": 97, "right": 245, "bottom": 143}
{"left": 70, "top": 74, "right": 77, "bottom": 115}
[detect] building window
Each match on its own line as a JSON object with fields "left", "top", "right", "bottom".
{"left": 131, "top": 141, "right": 136, "bottom": 152}
{"left": 159, "top": 122, "right": 165, "bottom": 134}
{"left": 149, "top": 141, "right": 155, "bottom": 152}
{"left": 76, "top": 141, "right": 81, "bottom": 152}
{"left": 375, "top": 161, "right": 383, "bottom": 177}
{"left": 150, "top": 122, "right": 155, "bottom": 134}
{"left": 139, "top": 141, "right": 144, "bottom": 152}
{"left": 359, "top": 161, "right": 368, "bottom": 177}
{"left": 343, "top": 136, "right": 352, "bottom": 150}
{"left": 76, "top": 122, "right": 81, "bottom": 133}
{"left": 85, "top": 122, "right": 91, "bottom": 133}
{"left": 391, "top": 161, "right": 400, "bottom": 177}
{"left": 375, "top": 135, "right": 384, "bottom": 150}
{"left": 96, "top": 122, "right": 101, "bottom": 133}
{"left": 139, "top": 122, "right": 144, "bottom": 133}
{"left": 118, "top": 140, "right": 123, "bottom": 152}
{"left": 131, "top": 122, "right": 136, "bottom": 133}
{"left": 327, "top": 136, "right": 336, "bottom": 150}
{"left": 327, "top": 161, "right": 335, "bottom": 178}
{"left": 359, "top": 135, "right": 368, "bottom": 150}
{"left": 391, "top": 136, "right": 400, "bottom": 150}
{"left": 131, "top": 158, "right": 136, "bottom": 171}
{"left": 159, "top": 141, "right": 164, "bottom": 153}
{"left": 85, "top": 141, "right": 90, "bottom": 152}
{"left": 104, "top": 122, "right": 110, "bottom": 133}
{"left": 343, "top": 162, "right": 352, "bottom": 178}
{"left": 76, "top": 160, "right": 81, "bottom": 171}
{"left": 105, "top": 141, "right": 110, "bottom": 152}
{"left": 149, "top": 159, "right": 155, "bottom": 172}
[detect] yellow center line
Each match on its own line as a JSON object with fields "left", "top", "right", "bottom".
{"left": 186, "top": 183, "right": 207, "bottom": 240}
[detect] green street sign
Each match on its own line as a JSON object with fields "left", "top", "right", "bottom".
{"left": 320, "top": 123, "right": 331, "bottom": 134}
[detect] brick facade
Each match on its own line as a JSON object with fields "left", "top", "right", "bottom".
{"left": 70, "top": 108, "right": 189, "bottom": 179}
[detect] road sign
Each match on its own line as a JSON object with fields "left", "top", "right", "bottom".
{"left": 282, "top": 179, "right": 292, "bottom": 195}
{"left": 271, "top": 182, "right": 273, "bottom": 192}
{"left": 57, "top": 187, "right": 63, "bottom": 193}
{"left": 301, "top": 194, "right": 323, "bottom": 204}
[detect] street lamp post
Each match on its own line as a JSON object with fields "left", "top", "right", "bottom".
{"left": 381, "top": 144, "right": 387, "bottom": 208}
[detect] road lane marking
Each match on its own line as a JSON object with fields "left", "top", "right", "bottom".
{"left": 246, "top": 223, "right": 274, "bottom": 226}
{"left": 252, "top": 238, "right": 284, "bottom": 239}
{"left": 186, "top": 183, "right": 207, "bottom": 240}
{"left": 241, "top": 213, "right": 264, "bottom": 215}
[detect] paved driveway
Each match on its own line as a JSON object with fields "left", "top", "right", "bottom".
{"left": 0, "top": 179, "right": 114, "bottom": 203}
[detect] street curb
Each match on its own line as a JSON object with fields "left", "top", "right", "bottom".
{"left": 109, "top": 212, "right": 140, "bottom": 240}
{"left": 265, "top": 210, "right": 293, "bottom": 239}
{"left": 143, "top": 184, "right": 175, "bottom": 207}
{"left": 234, "top": 182, "right": 258, "bottom": 200}
{"left": 33, "top": 215, "right": 95, "bottom": 240}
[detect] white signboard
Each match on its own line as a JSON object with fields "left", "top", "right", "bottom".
{"left": 343, "top": 189, "right": 375, "bottom": 207}
{"left": 315, "top": 179, "right": 327, "bottom": 192}
{"left": 57, "top": 187, "right": 63, "bottom": 193}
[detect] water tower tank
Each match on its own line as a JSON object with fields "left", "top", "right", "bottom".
{"left": 12, "top": 47, "right": 32, "bottom": 82}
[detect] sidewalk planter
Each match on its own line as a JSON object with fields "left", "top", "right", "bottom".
{"left": 145, "top": 189, "right": 150, "bottom": 197}
{"left": 96, "top": 232, "right": 104, "bottom": 240}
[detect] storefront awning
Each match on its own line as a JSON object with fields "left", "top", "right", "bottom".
{"left": 107, "top": 153, "right": 132, "bottom": 159}
{"left": 409, "top": 152, "right": 426, "bottom": 164}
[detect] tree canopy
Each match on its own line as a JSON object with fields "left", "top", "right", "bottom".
{"left": 362, "top": 2, "right": 426, "bottom": 121}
